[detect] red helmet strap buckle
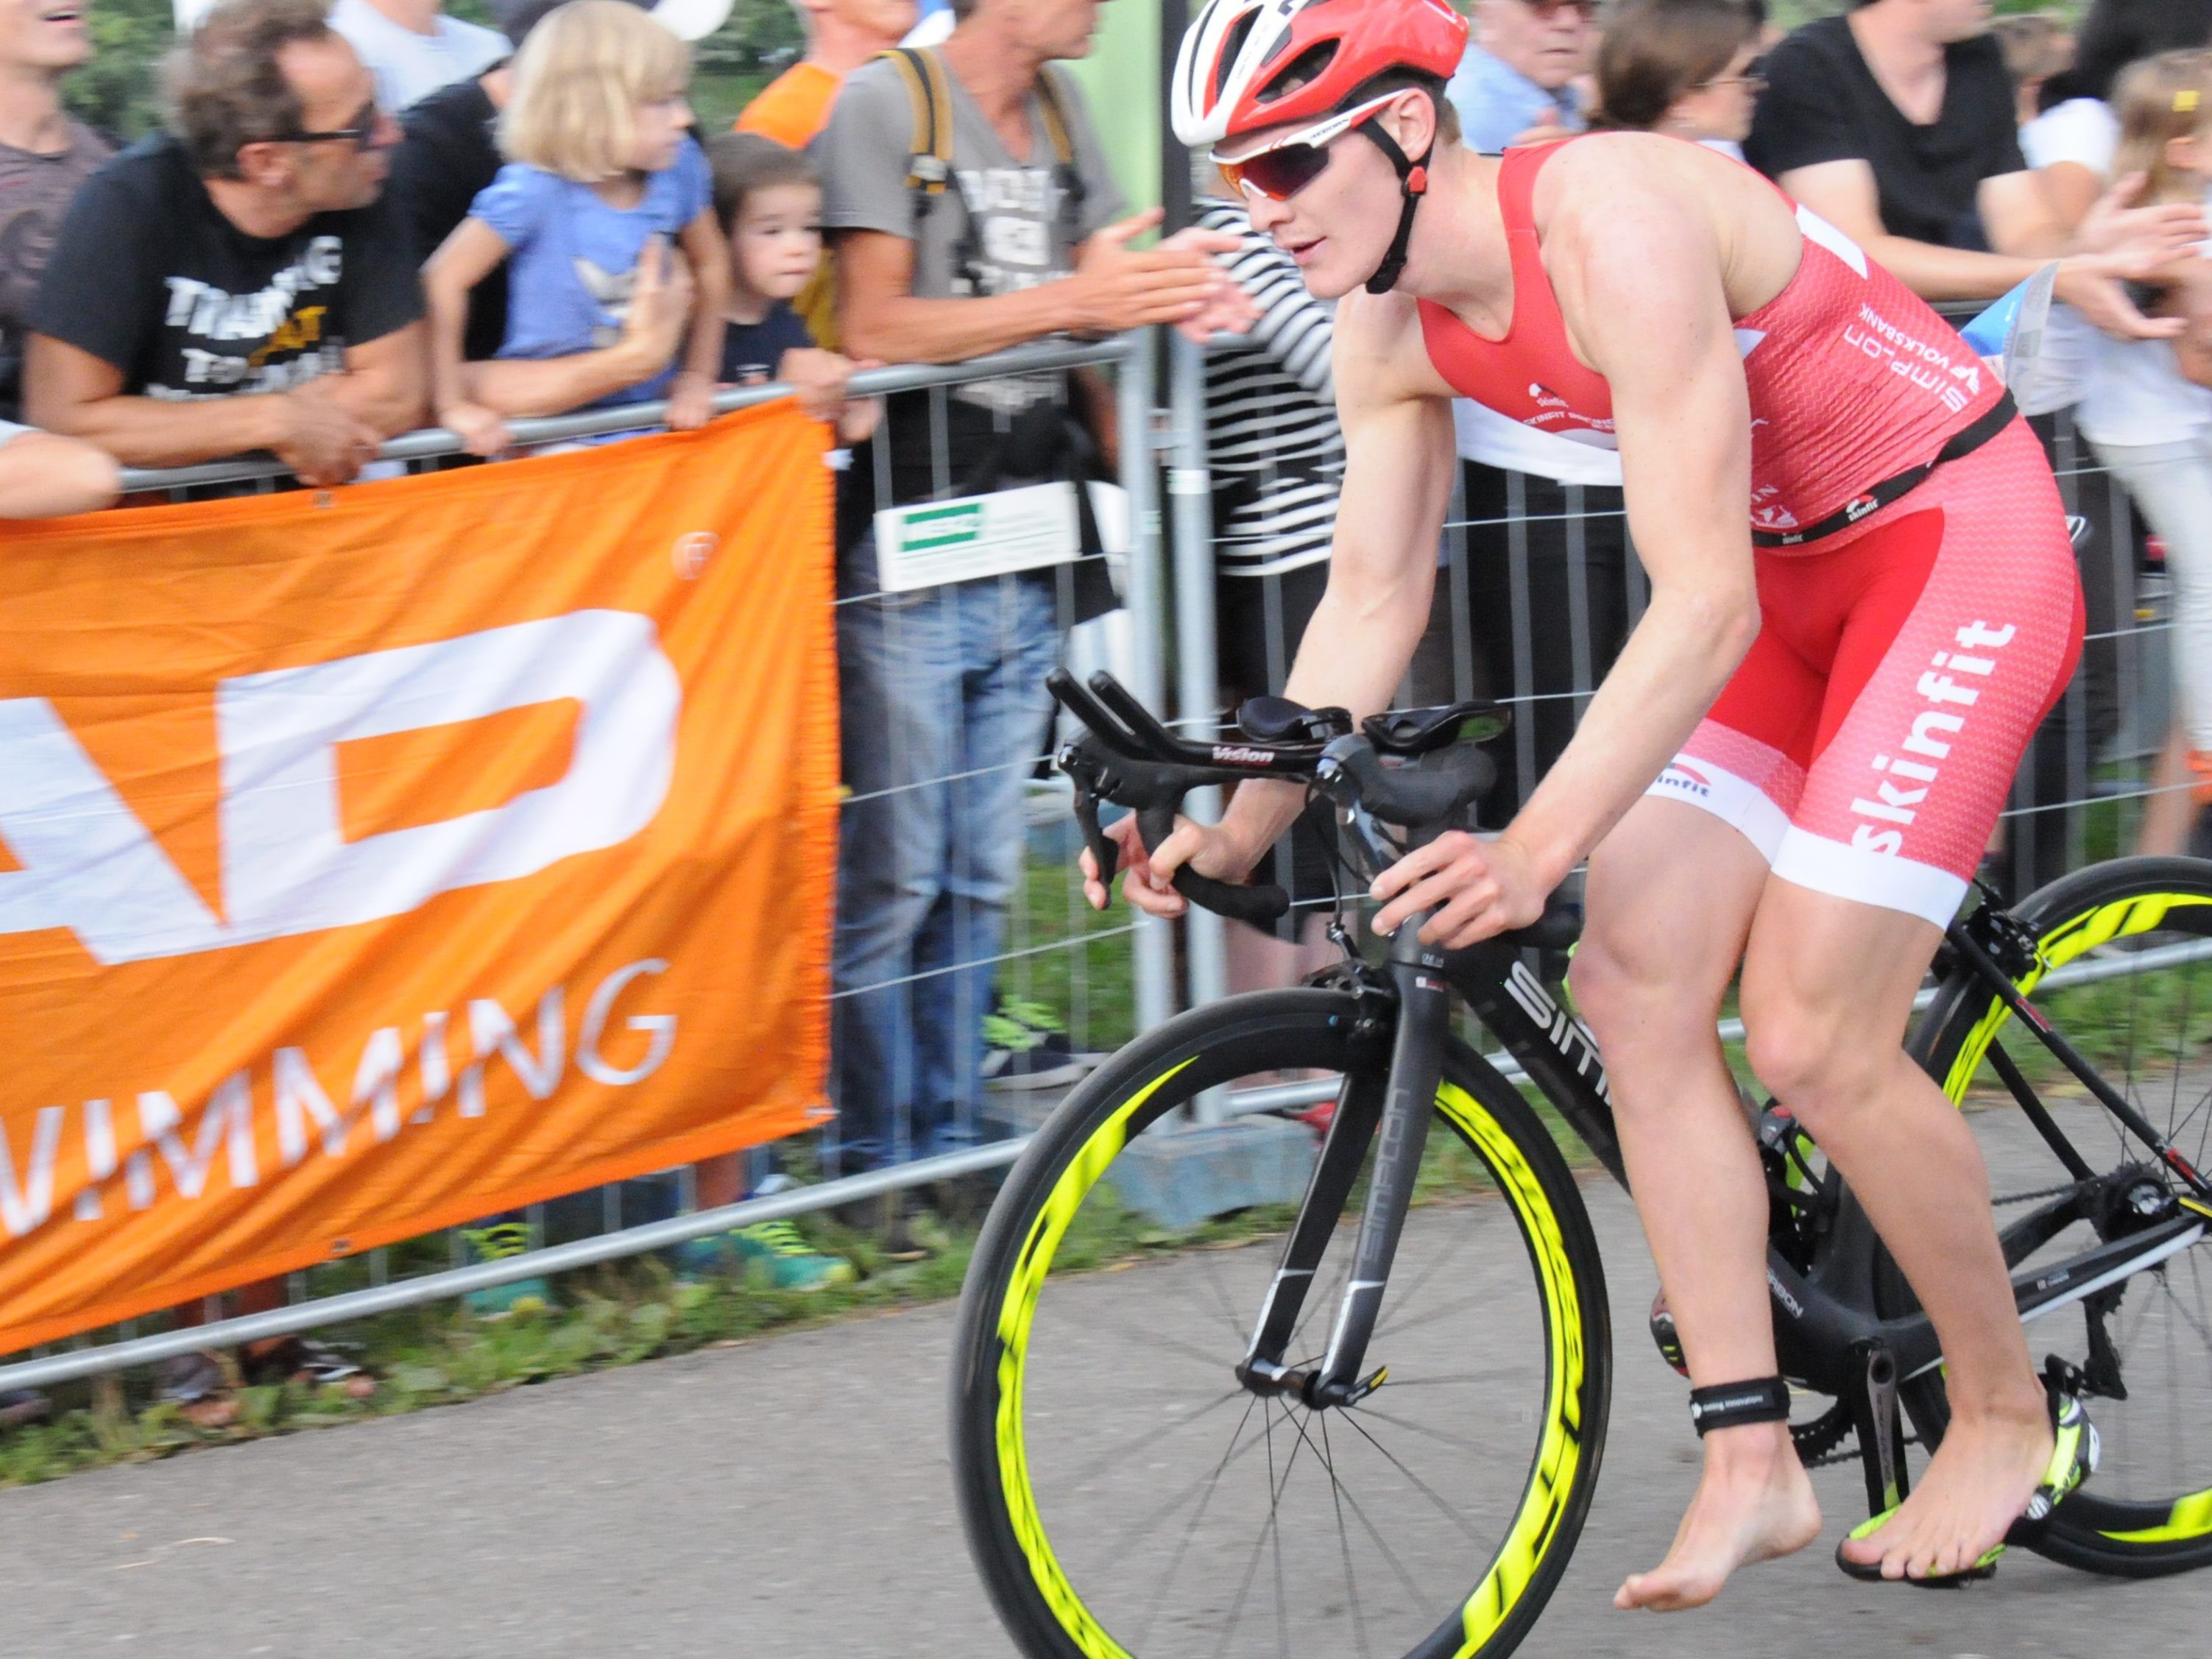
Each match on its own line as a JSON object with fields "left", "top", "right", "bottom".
{"left": 1355, "top": 113, "right": 1435, "bottom": 295}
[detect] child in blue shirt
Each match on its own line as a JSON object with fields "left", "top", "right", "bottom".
{"left": 425, "top": 0, "right": 728, "bottom": 454}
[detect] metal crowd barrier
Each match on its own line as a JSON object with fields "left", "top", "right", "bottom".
{"left": 4, "top": 310, "right": 2192, "bottom": 1393}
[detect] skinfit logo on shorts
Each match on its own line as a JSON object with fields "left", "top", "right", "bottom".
{"left": 1850, "top": 620, "right": 2015, "bottom": 856}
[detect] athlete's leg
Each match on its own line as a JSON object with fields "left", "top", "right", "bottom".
{"left": 1739, "top": 885, "right": 2050, "bottom": 1582}
{"left": 1749, "top": 425, "right": 2084, "bottom": 1580}
{"left": 1569, "top": 799, "right": 1823, "bottom": 1613}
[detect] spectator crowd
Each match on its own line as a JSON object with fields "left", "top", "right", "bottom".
{"left": 5, "top": 0, "right": 2212, "bottom": 1421}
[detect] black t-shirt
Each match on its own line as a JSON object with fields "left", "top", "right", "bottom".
{"left": 390, "top": 73, "right": 508, "bottom": 361}
{"left": 30, "top": 133, "right": 423, "bottom": 398}
{"left": 720, "top": 300, "right": 813, "bottom": 383}
{"left": 1745, "top": 15, "right": 2025, "bottom": 250}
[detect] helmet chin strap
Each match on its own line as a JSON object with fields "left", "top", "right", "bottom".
{"left": 1357, "top": 118, "right": 1433, "bottom": 296}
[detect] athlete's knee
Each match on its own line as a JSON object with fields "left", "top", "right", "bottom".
{"left": 1567, "top": 927, "right": 1718, "bottom": 1050}
{"left": 1739, "top": 993, "right": 1893, "bottom": 1134}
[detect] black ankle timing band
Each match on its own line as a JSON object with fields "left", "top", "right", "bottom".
{"left": 1687, "top": 1376, "right": 1792, "bottom": 1436}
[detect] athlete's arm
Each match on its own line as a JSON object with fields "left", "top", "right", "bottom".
{"left": 1778, "top": 158, "right": 2191, "bottom": 341}
{"left": 1372, "top": 164, "right": 1761, "bottom": 945}
{"left": 1084, "top": 298, "right": 1458, "bottom": 916}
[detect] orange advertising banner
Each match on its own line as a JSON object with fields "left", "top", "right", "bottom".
{"left": 0, "top": 407, "right": 838, "bottom": 1354}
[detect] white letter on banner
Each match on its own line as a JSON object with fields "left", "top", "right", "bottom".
{"left": 577, "top": 960, "right": 676, "bottom": 1086}
{"left": 215, "top": 610, "right": 679, "bottom": 945}
{"left": 0, "top": 1105, "right": 65, "bottom": 1237}
{"left": 457, "top": 987, "right": 565, "bottom": 1117}
{"left": 356, "top": 1027, "right": 405, "bottom": 1142}
{"left": 273, "top": 1047, "right": 347, "bottom": 1166}
{"left": 0, "top": 698, "right": 233, "bottom": 964}
{"left": 135, "top": 1072, "right": 258, "bottom": 1202}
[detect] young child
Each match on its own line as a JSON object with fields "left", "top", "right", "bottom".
{"left": 425, "top": 0, "right": 729, "bottom": 456}
{"left": 2076, "top": 51, "right": 2212, "bottom": 853}
{"left": 702, "top": 131, "right": 875, "bottom": 445}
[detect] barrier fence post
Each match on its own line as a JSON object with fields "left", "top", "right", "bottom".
{"left": 1119, "top": 329, "right": 1179, "bottom": 1034}
{"left": 1168, "top": 330, "right": 1229, "bottom": 1022}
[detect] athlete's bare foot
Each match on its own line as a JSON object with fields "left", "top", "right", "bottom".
{"left": 1836, "top": 1391, "right": 2052, "bottom": 1581}
{"left": 1616, "top": 1423, "right": 1823, "bottom": 1611}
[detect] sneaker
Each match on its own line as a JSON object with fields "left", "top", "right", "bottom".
{"left": 674, "top": 1218, "right": 857, "bottom": 1290}
{"left": 460, "top": 1221, "right": 553, "bottom": 1317}
{"left": 982, "top": 997, "right": 1099, "bottom": 1092}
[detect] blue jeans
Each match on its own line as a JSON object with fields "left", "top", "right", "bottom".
{"left": 830, "top": 567, "right": 1061, "bottom": 1172}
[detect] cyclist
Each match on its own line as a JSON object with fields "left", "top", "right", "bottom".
{"left": 1088, "top": 0, "right": 2201, "bottom": 1608}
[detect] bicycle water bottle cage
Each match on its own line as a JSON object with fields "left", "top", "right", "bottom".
{"left": 1363, "top": 700, "right": 1510, "bottom": 757}
{"left": 1237, "top": 696, "right": 1353, "bottom": 744}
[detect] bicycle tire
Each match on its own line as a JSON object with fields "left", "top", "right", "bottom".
{"left": 950, "top": 988, "right": 1613, "bottom": 1659}
{"left": 1904, "top": 855, "right": 2212, "bottom": 1577}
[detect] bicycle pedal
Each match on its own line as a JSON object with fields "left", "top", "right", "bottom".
{"left": 1650, "top": 1294, "right": 1689, "bottom": 1377}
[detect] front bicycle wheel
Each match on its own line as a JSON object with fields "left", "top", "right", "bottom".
{"left": 1908, "top": 855, "right": 2212, "bottom": 1577}
{"left": 950, "top": 988, "right": 1611, "bottom": 1659}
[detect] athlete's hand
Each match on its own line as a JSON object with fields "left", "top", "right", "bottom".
{"left": 1371, "top": 832, "right": 1549, "bottom": 949}
{"left": 1079, "top": 811, "right": 1262, "bottom": 917}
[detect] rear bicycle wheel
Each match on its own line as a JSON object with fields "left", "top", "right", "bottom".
{"left": 950, "top": 988, "right": 1611, "bottom": 1659}
{"left": 1905, "top": 855, "right": 2212, "bottom": 1576}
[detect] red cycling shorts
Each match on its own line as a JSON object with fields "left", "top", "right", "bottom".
{"left": 1646, "top": 418, "right": 2085, "bottom": 927}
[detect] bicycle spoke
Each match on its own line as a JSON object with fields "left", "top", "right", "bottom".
{"left": 1134, "top": 1393, "right": 1265, "bottom": 1653}
{"left": 1337, "top": 1407, "right": 1490, "bottom": 1545}
{"left": 1272, "top": 1400, "right": 1431, "bottom": 1608}
{"left": 1320, "top": 1414, "right": 1375, "bottom": 1659}
{"left": 1096, "top": 1396, "right": 1273, "bottom": 1569}
{"left": 1349, "top": 1400, "right": 1505, "bottom": 1459}
{"left": 1371, "top": 1288, "right": 1492, "bottom": 1346}
{"left": 1056, "top": 1386, "right": 1247, "bottom": 1498}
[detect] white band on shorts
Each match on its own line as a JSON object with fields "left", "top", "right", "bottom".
{"left": 1770, "top": 826, "right": 1968, "bottom": 929}
{"left": 1644, "top": 757, "right": 1792, "bottom": 863}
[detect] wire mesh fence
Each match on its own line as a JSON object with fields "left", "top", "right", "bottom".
{"left": 4, "top": 314, "right": 2195, "bottom": 1390}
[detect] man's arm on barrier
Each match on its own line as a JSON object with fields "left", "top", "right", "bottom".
{"left": 1092, "top": 296, "right": 1457, "bottom": 916}
{"left": 328, "top": 321, "right": 428, "bottom": 438}
{"left": 22, "top": 335, "right": 381, "bottom": 485}
{"left": 1371, "top": 155, "right": 1761, "bottom": 945}
{"left": 0, "top": 428, "right": 120, "bottom": 517}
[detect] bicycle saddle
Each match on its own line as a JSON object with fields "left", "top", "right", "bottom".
{"left": 1363, "top": 699, "right": 1510, "bottom": 757}
{"left": 1237, "top": 695, "right": 1353, "bottom": 743}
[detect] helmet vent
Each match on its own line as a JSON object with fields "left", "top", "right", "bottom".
{"left": 1213, "top": 13, "right": 1260, "bottom": 102}
{"left": 1257, "top": 40, "right": 1339, "bottom": 103}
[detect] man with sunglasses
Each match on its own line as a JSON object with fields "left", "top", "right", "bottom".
{"left": 1092, "top": 0, "right": 2202, "bottom": 1616}
{"left": 26, "top": 0, "right": 423, "bottom": 487}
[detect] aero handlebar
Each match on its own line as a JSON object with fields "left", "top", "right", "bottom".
{"left": 1050, "top": 669, "right": 1579, "bottom": 947}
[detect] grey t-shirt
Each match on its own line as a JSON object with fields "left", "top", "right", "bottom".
{"left": 0, "top": 120, "right": 111, "bottom": 420}
{"left": 816, "top": 53, "right": 1125, "bottom": 507}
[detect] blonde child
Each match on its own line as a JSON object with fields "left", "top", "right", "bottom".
{"left": 2077, "top": 51, "right": 2212, "bottom": 854}
{"left": 425, "top": 0, "right": 728, "bottom": 455}
{"left": 702, "top": 131, "right": 875, "bottom": 446}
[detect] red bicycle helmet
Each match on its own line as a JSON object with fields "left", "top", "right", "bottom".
{"left": 1173, "top": 0, "right": 1469, "bottom": 294}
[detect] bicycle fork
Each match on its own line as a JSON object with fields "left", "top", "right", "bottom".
{"left": 1236, "top": 921, "right": 1451, "bottom": 1411}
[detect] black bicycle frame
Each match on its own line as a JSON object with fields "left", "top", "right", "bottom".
{"left": 1238, "top": 901, "right": 2212, "bottom": 1410}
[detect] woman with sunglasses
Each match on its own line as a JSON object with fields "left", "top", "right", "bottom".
{"left": 1593, "top": 0, "right": 1765, "bottom": 160}
{"left": 1088, "top": 0, "right": 2196, "bottom": 1613}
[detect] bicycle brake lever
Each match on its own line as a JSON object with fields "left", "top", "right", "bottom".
{"left": 1137, "top": 804, "right": 1292, "bottom": 927}
{"left": 1061, "top": 751, "right": 1122, "bottom": 898}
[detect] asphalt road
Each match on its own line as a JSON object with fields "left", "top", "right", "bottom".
{"left": 4, "top": 1103, "right": 2207, "bottom": 1659}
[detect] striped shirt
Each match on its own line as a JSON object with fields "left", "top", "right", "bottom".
{"left": 1201, "top": 201, "right": 1345, "bottom": 579}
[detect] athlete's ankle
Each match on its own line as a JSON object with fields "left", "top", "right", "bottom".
{"left": 1939, "top": 1378, "right": 2048, "bottom": 1432}
{"left": 1697, "top": 1419, "right": 1798, "bottom": 1476}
